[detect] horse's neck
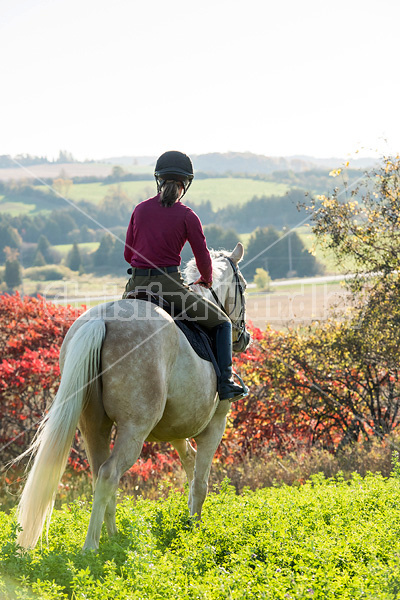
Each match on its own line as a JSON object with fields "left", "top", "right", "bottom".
{"left": 204, "top": 272, "right": 229, "bottom": 306}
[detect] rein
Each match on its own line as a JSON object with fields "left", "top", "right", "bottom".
{"left": 209, "top": 257, "right": 245, "bottom": 333}
{"left": 191, "top": 255, "right": 247, "bottom": 342}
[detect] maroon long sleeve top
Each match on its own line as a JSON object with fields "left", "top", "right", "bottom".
{"left": 124, "top": 194, "right": 213, "bottom": 284}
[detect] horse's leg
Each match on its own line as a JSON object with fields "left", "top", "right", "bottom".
{"left": 170, "top": 438, "right": 196, "bottom": 489}
{"left": 79, "top": 393, "right": 115, "bottom": 536}
{"left": 83, "top": 425, "right": 149, "bottom": 551}
{"left": 190, "top": 401, "right": 230, "bottom": 518}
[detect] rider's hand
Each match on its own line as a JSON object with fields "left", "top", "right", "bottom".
{"left": 193, "top": 277, "right": 212, "bottom": 289}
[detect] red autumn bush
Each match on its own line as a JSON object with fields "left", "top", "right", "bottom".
{"left": 0, "top": 293, "right": 83, "bottom": 462}
{"left": 0, "top": 294, "right": 176, "bottom": 486}
{"left": 223, "top": 321, "right": 400, "bottom": 460}
{"left": 220, "top": 325, "right": 316, "bottom": 462}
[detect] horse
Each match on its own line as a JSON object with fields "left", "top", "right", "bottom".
{"left": 16, "top": 242, "right": 250, "bottom": 551}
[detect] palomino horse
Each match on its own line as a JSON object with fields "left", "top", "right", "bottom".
{"left": 17, "top": 243, "right": 250, "bottom": 550}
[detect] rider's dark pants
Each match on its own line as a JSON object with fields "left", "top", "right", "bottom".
{"left": 122, "top": 269, "right": 229, "bottom": 330}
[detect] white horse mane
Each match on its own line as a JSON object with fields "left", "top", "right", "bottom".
{"left": 183, "top": 249, "right": 230, "bottom": 285}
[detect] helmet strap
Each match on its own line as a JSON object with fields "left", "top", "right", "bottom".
{"left": 180, "top": 179, "right": 192, "bottom": 198}
{"left": 156, "top": 177, "right": 164, "bottom": 194}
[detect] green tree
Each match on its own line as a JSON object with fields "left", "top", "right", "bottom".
{"left": 242, "top": 227, "right": 281, "bottom": 280}
{"left": 56, "top": 150, "right": 75, "bottom": 163}
{"left": 42, "top": 211, "right": 77, "bottom": 245}
{"left": 254, "top": 267, "right": 271, "bottom": 291}
{"left": 111, "top": 165, "right": 126, "bottom": 180}
{"left": 98, "top": 186, "right": 132, "bottom": 228}
{"left": 203, "top": 224, "right": 240, "bottom": 252}
{"left": 306, "top": 155, "right": 400, "bottom": 368}
{"left": 286, "top": 231, "right": 321, "bottom": 278}
{"left": 243, "top": 226, "right": 321, "bottom": 280}
{"left": 33, "top": 234, "right": 52, "bottom": 265}
{"left": 67, "top": 243, "right": 82, "bottom": 271}
{"left": 4, "top": 247, "right": 22, "bottom": 290}
{"left": 33, "top": 250, "right": 46, "bottom": 267}
{"left": 0, "top": 224, "right": 21, "bottom": 263}
{"left": 93, "top": 234, "right": 115, "bottom": 269}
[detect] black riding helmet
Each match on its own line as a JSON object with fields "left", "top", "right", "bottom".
{"left": 154, "top": 150, "right": 194, "bottom": 197}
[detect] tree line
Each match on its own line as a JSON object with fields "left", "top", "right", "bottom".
{"left": 0, "top": 181, "right": 312, "bottom": 245}
{"left": 0, "top": 181, "right": 323, "bottom": 289}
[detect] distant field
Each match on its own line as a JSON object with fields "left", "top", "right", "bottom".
{"left": 34, "top": 178, "right": 289, "bottom": 211}
{"left": 53, "top": 242, "right": 100, "bottom": 258}
{"left": 247, "top": 281, "right": 350, "bottom": 330}
{"left": 0, "top": 188, "right": 64, "bottom": 216}
{"left": 186, "top": 178, "right": 289, "bottom": 208}
{"left": 0, "top": 162, "right": 155, "bottom": 181}
{"left": 0, "top": 198, "right": 37, "bottom": 216}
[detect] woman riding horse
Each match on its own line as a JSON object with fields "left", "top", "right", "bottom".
{"left": 123, "top": 150, "right": 248, "bottom": 402}
{"left": 15, "top": 152, "right": 250, "bottom": 551}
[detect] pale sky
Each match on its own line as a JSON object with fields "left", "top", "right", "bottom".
{"left": 1, "top": 0, "right": 399, "bottom": 161}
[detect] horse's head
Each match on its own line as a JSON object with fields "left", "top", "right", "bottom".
{"left": 186, "top": 243, "right": 251, "bottom": 353}
{"left": 221, "top": 243, "right": 251, "bottom": 353}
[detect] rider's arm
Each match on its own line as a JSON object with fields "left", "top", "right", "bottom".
{"left": 124, "top": 211, "right": 135, "bottom": 264}
{"left": 185, "top": 210, "right": 213, "bottom": 285}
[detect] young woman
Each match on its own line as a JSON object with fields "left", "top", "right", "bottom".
{"left": 123, "top": 150, "right": 247, "bottom": 402}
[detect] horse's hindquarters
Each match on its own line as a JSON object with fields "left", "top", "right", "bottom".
{"left": 100, "top": 305, "right": 179, "bottom": 431}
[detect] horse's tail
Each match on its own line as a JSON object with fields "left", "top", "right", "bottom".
{"left": 17, "top": 318, "right": 106, "bottom": 549}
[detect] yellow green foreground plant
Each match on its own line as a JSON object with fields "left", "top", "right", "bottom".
{"left": 1, "top": 472, "right": 400, "bottom": 599}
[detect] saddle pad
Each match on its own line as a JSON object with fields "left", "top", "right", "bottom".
{"left": 175, "top": 320, "right": 217, "bottom": 369}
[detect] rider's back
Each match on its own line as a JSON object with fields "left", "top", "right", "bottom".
{"left": 124, "top": 195, "right": 210, "bottom": 276}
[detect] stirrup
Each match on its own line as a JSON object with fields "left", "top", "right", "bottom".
{"left": 218, "top": 373, "right": 249, "bottom": 402}
{"left": 232, "top": 372, "right": 248, "bottom": 394}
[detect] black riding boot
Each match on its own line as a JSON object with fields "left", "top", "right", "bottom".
{"left": 214, "top": 321, "right": 249, "bottom": 401}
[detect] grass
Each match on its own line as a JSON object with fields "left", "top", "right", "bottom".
{"left": 60, "top": 181, "right": 154, "bottom": 206}
{"left": 1, "top": 472, "right": 400, "bottom": 599}
{"left": 0, "top": 200, "right": 38, "bottom": 216}
{"left": 186, "top": 178, "right": 289, "bottom": 209}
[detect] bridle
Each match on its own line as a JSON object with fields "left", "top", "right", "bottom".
{"left": 208, "top": 256, "right": 250, "bottom": 353}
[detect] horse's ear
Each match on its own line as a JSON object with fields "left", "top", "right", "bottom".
{"left": 230, "top": 242, "right": 244, "bottom": 264}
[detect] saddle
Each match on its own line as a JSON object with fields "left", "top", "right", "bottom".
{"left": 126, "top": 290, "right": 220, "bottom": 377}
